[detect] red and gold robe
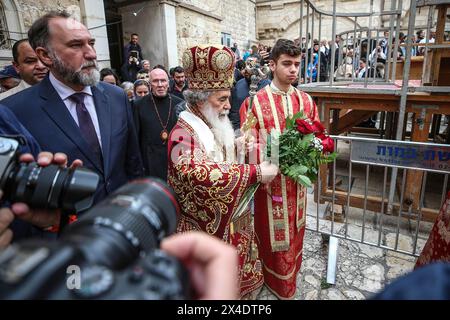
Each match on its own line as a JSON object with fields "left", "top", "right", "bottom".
{"left": 167, "top": 106, "right": 264, "bottom": 298}
{"left": 240, "top": 84, "right": 319, "bottom": 299}
{"left": 415, "top": 192, "right": 450, "bottom": 268}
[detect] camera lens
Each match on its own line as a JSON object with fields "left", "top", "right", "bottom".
{"left": 61, "top": 178, "right": 179, "bottom": 269}
{"left": 4, "top": 162, "right": 99, "bottom": 212}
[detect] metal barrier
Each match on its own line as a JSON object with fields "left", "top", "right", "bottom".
{"left": 308, "top": 135, "right": 450, "bottom": 284}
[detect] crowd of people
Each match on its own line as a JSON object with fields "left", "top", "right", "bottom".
{"left": 0, "top": 9, "right": 448, "bottom": 301}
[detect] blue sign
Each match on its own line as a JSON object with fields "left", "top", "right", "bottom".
{"left": 350, "top": 139, "right": 450, "bottom": 173}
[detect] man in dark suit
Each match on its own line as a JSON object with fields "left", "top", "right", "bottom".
{"left": 2, "top": 11, "right": 143, "bottom": 204}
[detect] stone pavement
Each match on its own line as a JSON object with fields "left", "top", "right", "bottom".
{"left": 257, "top": 227, "right": 428, "bottom": 300}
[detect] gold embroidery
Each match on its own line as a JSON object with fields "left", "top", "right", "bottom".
{"left": 170, "top": 116, "right": 264, "bottom": 298}
{"left": 209, "top": 169, "right": 223, "bottom": 182}
{"left": 296, "top": 186, "right": 306, "bottom": 229}
{"left": 253, "top": 96, "right": 266, "bottom": 162}
{"left": 295, "top": 88, "right": 304, "bottom": 114}
{"left": 265, "top": 85, "right": 290, "bottom": 252}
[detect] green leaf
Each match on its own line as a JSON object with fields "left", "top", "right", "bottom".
{"left": 292, "top": 112, "right": 304, "bottom": 122}
{"left": 297, "top": 175, "right": 312, "bottom": 187}
{"left": 302, "top": 134, "right": 314, "bottom": 143}
{"left": 290, "top": 165, "right": 308, "bottom": 175}
{"left": 285, "top": 117, "right": 294, "bottom": 130}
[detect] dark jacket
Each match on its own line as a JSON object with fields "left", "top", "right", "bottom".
{"left": 123, "top": 42, "right": 144, "bottom": 64}
{"left": 133, "top": 93, "right": 183, "bottom": 181}
{"left": 0, "top": 105, "right": 52, "bottom": 242}
{"left": 169, "top": 79, "right": 188, "bottom": 101}
{"left": 230, "top": 77, "right": 271, "bottom": 130}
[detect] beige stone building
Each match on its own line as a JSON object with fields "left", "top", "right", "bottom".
{"left": 0, "top": 0, "right": 440, "bottom": 73}
{"left": 0, "top": 0, "right": 256, "bottom": 71}
{"left": 0, "top": 0, "right": 110, "bottom": 67}
{"left": 113, "top": 0, "right": 256, "bottom": 70}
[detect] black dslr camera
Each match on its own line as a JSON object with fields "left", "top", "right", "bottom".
{"left": 0, "top": 136, "right": 99, "bottom": 212}
{"left": 0, "top": 178, "right": 190, "bottom": 299}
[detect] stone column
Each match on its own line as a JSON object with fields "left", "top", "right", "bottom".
{"left": 79, "top": 0, "right": 110, "bottom": 69}
{"left": 160, "top": 1, "right": 179, "bottom": 69}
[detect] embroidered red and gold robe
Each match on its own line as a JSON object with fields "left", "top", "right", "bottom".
{"left": 240, "top": 84, "right": 319, "bottom": 299}
{"left": 167, "top": 107, "right": 264, "bottom": 298}
{"left": 415, "top": 192, "right": 450, "bottom": 268}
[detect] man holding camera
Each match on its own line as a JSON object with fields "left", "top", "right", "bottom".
{"left": 168, "top": 45, "right": 279, "bottom": 298}
{"left": 2, "top": 11, "right": 143, "bottom": 205}
{"left": 121, "top": 34, "right": 144, "bottom": 82}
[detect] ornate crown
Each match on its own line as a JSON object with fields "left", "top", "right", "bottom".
{"left": 182, "top": 45, "right": 235, "bottom": 91}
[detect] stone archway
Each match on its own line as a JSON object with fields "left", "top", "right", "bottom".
{"left": 284, "top": 15, "right": 362, "bottom": 42}
{"left": 0, "top": 0, "right": 25, "bottom": 62}
{"left": 2, "top": 0, "right": 25, "bottom": 42}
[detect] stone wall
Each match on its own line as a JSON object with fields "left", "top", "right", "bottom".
{"left": 3, "top": 1, "right": 109, "bottom": 67}
{"left": 176, "top": 0, "right": 256, "bottom": 63}
{"left": 175, "top": 5, "right": 221, "bottom": 65}
{"left": 219, "top": 0, "right": 257, "bottom": 51}
{"left": 17, "top": 0, "right": 80, "bottom": 30}
{"left": 0, "top": 0, "right": 80, "bottom": 65}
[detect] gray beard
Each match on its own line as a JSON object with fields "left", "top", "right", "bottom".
{"left": 201, "top": 103, "right": 236, "bottom": 162}
{"left": 51, "top": 51, "right": 100, "bottom": 87}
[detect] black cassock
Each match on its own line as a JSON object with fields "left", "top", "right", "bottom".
{"left": 133, "top": 93, "right": 183, "bottom": 181}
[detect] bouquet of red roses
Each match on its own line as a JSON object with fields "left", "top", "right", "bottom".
{"left": 275, "top": 112, "right": 337, "bottom": 187}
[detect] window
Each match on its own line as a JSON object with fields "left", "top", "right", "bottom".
{"left": 0, "top": 3, "right": 10, "bottom": 50}
{"left": 221, "top": 32, "right": 231, "bottom": 47}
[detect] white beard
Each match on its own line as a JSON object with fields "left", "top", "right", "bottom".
{"left": 201, "top": 102, "right": 236, "bottom": 163}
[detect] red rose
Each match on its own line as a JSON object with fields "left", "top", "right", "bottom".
{"left": 311, "top": 120, "right": 325, "bottom": 134}
{"left": 320, "top": 135, "right": 335, "bottom": 153}
{"left": 295, "top": 119, "right": 314, "bottom": 135}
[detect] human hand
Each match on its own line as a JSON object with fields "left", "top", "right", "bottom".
{"left": 18, "top": 151, "right": 83, "bottom": 170}
{"left": 161, "top": 231, "right": 238, "bottom": 300}
{"left": 235, "top": 135, "right": 255, "bottom": 154}
{"left": 259, "top": 161, "right": 279, "bottom": 184}
{"left": 0, "top": 191, "right": 13, "bottom": 249}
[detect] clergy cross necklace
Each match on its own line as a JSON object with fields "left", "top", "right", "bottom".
{"left": 150, "top": 93, "right": 172, "bottom": 143}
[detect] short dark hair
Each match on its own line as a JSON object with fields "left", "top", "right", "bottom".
{"left": 100, "top": 68, "right": 119, "bottom": 83}
{"left": 270, "top": 39, "right": 301, "bottom": 62}
{"left": 173, "top": 66, "right": 184, "bottom": 74}
{"left": 12, "top": 39, "right": 29, "bottom": 63}
{"left": 28, "top": 11, "right": 71, "bottom": 50}
{"left": 131, "top": 33, "right": 138, "bottom": 38}
{"left": 236, "top": 60, "right": 246, "bottom": 71}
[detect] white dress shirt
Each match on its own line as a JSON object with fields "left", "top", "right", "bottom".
{"left": 49, "top": 72, "right": 102, "bottom": 147}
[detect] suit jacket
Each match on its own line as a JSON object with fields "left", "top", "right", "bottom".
{"left": 2, "top": 76, "right": 144, "bottom": 205}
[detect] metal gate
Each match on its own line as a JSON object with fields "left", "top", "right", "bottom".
{"left": 309, "top": 135, "right": 450, "bottom": 284}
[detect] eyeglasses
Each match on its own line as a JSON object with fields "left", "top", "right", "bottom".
{"left": 151, "top": 79, "right": 168, "bottom": 85}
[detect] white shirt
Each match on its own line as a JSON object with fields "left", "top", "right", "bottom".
{"left": 49, "top": 72, "right": 102, "bottom": 147}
